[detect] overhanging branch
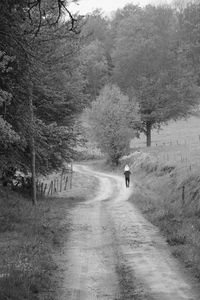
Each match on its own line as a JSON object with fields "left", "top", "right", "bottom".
{"left": 27, "top": 0, "right": 79, "bottom": 35}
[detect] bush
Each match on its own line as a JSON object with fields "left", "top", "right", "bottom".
{"left": 121, "top": 150, "right": 175, "bottom": 176}
{"left": 87, "top": 85, "right": 139, "bottom": 165}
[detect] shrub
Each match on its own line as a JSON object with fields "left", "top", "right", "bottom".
{"left": 87, "top": 85, "right": 139, "bottom": 165}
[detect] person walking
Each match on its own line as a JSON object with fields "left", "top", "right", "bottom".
{"left": 124, "top": 164, "right": 131, "bottom": 188}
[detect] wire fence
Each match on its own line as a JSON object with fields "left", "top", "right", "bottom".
{"left": 131, "top": 134, "right": 200, "bottom": 149}
{"left": 36, "top": 163, "right": 73, "bottom": 198}
{"left": 132, "top": 136, "right": 200, "bottom": 174}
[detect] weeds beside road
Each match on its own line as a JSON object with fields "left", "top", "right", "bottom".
{"left": 0, "top": 171, "right": 98, "bottom": 300}
{"left": 127, "top": 153, "right": 200, "bottom": 281}
{"left": 3, "top": 156, "right": 200, "bottom": 299}
{"left": 0, "top": 190, "right": 59, "bottom": 300}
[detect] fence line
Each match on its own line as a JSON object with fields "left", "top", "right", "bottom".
{"left": 132, "top": 135, "right": 200, "bottom": 149}
{"left": 152, "top": 152, "right": 200, "bottom": 174}
{"left": 36, "top": 163, "right": 73, "bottom": 198}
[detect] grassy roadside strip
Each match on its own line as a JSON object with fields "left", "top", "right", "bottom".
{"left": 130, "top": 168, "right": 200, "bottom": 280}
{"left": 0, "top": 190, "right": 60, "bottom": 300}
{"left": 0, "top": 170, "right": 98, "bottom": 300}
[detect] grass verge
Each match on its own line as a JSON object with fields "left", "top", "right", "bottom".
{"left": 0, "top": 169, "right": 98, "bottom": 300}
{"left": 0, "top": 189, "right": 60, "bottom": 300}
{"left": 131, "top": 167, "right": 200, "bottom": 280}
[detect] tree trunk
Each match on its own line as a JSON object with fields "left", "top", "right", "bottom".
{"left": 29, "top": 85, "right": 37, "bottom": 205}
{"left": 146, "top": 122, "right": 152, "bottom": 147}
{"left": 31, "top": 135, "right": 36, "bottom": 205}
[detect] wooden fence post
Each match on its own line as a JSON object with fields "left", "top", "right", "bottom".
{"left": 64, "top": 176, "right": 68, "bottom": 190}
{"left": 70, "top": 172, "right": 72, "bottom": 189}
{"left": 48, "top": 180, "right": 53, "bottom": 196}
{"left": 43, "top": 183, "right": 47, "bottom": 197}
{"left": 60, "top": 174, "right": 63, "bottom": 192}
{"left": 182, "top": 185, "right": 185, "bottom": 206}
{"left": 57, "top": 178, "right": 59, "bottom": 192}
{"left": 40, "top": 182, "right": 44, "bottom": 197}
{"left": 70, "top": 162, "right": 73, "bottom": 189}
{"left": 54, "top": 179, "right": 56, "bottom": 193}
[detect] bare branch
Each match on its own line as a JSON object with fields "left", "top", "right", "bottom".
{"left": 60, "top": 1, "right": 78, "bottom": 31}
{"left": 34, "top": 0, "right": 42, "bottom": 36}
{"left": 54, "top": 0, "right": 62, "bottom": 24}
{"left": 27, "top": 0, "right": 80, "bottom": 35}
{"left": 27, "top": 1, "right": 38, "bottom": 23}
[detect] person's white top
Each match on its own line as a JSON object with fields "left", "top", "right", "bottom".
{"left": 124, "top": 165, "right": 130, "bottom": 171}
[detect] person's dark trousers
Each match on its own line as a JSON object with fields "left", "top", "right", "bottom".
{"left": 125, "top": 177, "right": 130, "bottom": 187}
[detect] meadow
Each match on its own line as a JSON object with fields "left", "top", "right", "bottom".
{"left": 131, "top": 116, "right": 200, "bottom": 147}
{"left": 131, "top": 116, "right": 200, "bottom": 173}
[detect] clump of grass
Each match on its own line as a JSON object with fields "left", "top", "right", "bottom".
{"left": 0, "top": 188, "right": 61, "bottom": 300}
{"left": 131, "top": 163, "right": 200, "bottom": 280}
{"left": 121, "top": 150, "right": 175, "bottom": 177}
{"left": 0, "top": 167, "right": 98, "bottom": 300}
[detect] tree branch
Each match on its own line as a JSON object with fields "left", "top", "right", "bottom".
{"left": 27, "top": 0, "right": 79, "bottom": 35}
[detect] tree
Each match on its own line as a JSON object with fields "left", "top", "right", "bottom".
{"left": 79, "top": 10, "right": 112, "bottom": 101}
{"left": 112, "top": 5, "right": 199, "bottom": 146}
{"left": 79, "top": 40, "right": 109, "bottom": 100}
{"left": 81, "top": 9, "right": 109, "bottom": 44}
{"left": 31, "top": 19, "right": 87, "bottom": 171}
{"left": 0, "top": 0, "right": 86, "bottom": 202}
{"left": 177, "top": 1, "right": 200, "bottom": 84}
{"left": 87, "top": 85, "right": 138, "bottom": 165}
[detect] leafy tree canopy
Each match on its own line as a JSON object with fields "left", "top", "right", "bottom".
{"left": 87, "top": 84, "right": 139, "bottom": 164}
{"left": 112, "top": 4, "right": 199, "bottom": 146}
{"left": 0, "top": 0, "right": 86, "bottom": 175}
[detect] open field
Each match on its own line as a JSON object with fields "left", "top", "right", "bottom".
{"left": 130, "top": 116, "right": 200, "bottom": 173}
{"left": 131, "top": 116, "right": 200, "bottom": 148}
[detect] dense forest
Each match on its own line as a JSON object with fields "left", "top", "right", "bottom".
{"left": 1, "top": 0, "right": 200, "bottom": 192}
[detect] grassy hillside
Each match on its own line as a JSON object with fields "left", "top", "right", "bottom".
{"left": 130, "top": 116, "right": 200, "bottom": 173}
{"left": 131, "top": 116, "right": 200, "bottom": 147}
{"left": 123, "top": 116, "right": 200, "bottom": 280}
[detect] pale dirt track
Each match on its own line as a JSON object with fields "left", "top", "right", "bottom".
{"left": 57, "top": 165, "right": 199, "bottom": 300}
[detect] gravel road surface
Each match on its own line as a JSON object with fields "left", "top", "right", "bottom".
{"left": 57, "top": 165, "right": 199, "bottom": 300}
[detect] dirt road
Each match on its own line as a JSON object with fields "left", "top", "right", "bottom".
{"left": 57, "top": 165, "right": 199, "bottom": 300}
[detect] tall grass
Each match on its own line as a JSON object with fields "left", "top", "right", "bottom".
{"left": 0, "top": 170, "right": 99, "bottom": 300}
{"left": 0, "top": 188, "right": 60, "bottom": 300}
{"left": 128, "top": 147, "right": 200, "bottom": 279}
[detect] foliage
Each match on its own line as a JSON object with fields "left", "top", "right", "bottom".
{"left": 79, "top": 10, "right": 112, "bottom": 100}
{"left": 1, "top": 0, "right": 200, "bottom": 176}
{"left": 112, "top": 5, "right": 199, "bottom": 146}
{"left": 81, "top": 9, "right": 109, "bottom": 43}
{"left": 87, "top": 85, "right": 138, "bottom": 165}
{"left": 177, "top": 1, "right": 200, "bottom": 83}
{"left": 79, "top": 40, "right": 109, "bottom": 100}
{"left": 0, "top": 0, "right": 86, "bottom": 176}
{"left": 0, "top": 189, "right": 65, "bottom": 300}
